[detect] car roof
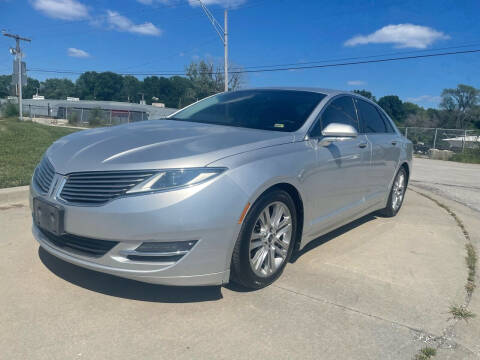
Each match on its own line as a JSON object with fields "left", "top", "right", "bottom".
{"left": 239, "top": 87, "right": 348, "bottom": 97}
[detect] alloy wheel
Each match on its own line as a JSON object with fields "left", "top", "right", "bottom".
{"left": 392, "top": 171, "right": 406, "bottom": 211}
{"left": 249, "top": 201, "right": 292, "bottom": 277}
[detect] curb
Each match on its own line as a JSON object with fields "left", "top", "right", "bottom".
{"left": 0, "top": 185, "right": 29, "bottom": 204}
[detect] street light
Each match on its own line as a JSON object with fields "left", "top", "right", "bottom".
{"left": 197, "top": 0, "right": 229, "bottom": 92}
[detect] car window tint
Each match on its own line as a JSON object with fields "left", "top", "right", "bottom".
{"left": 357, "top": 99, "right": 387, "bottom": 133}
{"left": 378, "top": 110, "right": 396, "bottom": 133}
{"left": 172, "top": 90, "right": 326, "bottom": 132}
{"left": 310, "top": 96, "right": 358, "bottom": 137}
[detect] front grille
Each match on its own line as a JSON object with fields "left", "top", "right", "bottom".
{"left": 39, "top": 227, "right": 118, "bottom": 257}
{"left": 60, "top": 170, "right": 156, "bottom": 205}
{"left": 33, "top": 157, "right": 55, "bottom": 194}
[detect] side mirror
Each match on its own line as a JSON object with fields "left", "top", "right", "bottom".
{"left": 318, "top": 123, "right": 357, "bottom": 147}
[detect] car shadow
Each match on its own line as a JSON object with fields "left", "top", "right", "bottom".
{"left": 290, "top": 213, "right": 377, "bottom": 263}
{"left": 38, "top": 247, "right": 223, "bottom": 303}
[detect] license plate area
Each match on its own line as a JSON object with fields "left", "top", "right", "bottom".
{"left": 33, "top": 198, "right": 65, "bottom": 236}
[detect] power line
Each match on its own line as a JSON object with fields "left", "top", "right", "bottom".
{"left": 229, "top": 48, "right": 480, "bottom": 74}
{"left": 27, "top": 48, "right": 480, "bottom": 76}
{"left": 230, "top": 42, "right": 480, "bottom": 71}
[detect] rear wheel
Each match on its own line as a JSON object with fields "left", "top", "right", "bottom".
{"left": 379, "top": 167, "right": 407, "bottom": 217}
{"left": 231, "top": 189, "right": 297, "bottom": 289}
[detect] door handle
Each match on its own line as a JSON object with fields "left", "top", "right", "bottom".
{"left": 391, "top": 140, "right": 398, "bottom": 146}
{"left": 358, "top": 142, "right": 368, "bottom": 148}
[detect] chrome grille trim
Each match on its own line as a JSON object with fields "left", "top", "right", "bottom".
{"left": 59, "top": 170, "right": 156, "bottom": 205}
{"left": 33, "top": 157, "right": 56, "bottom": 194}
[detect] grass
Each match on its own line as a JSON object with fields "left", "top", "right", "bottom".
{"left": 465, "top": 243, "right": 477, "bottom": 296}
{"left": 0, "top": 117, "right": 78, "bottom": 188}
{"left": 449, "top": 305, "right": 476, "bottom": 321}
{"left": 450, "top": 149, "right": 480, "bottom": 164}
{"left": 414, "top": 347, "right": 437, "bottom": 360}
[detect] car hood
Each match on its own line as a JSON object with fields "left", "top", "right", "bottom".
{"left": 46, "top": 120, "right": 294, "bottom": 174}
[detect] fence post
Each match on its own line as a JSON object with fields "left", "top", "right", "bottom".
{"left": 81, "top": 108, "right": 84, "bottom": 124}
{"left": 405, "top": 127, "right": 408, "bottom": 138}
{"left": 128, "top": 111, "right": 131, "bottom": 123}
{"left": 433, "top": 128, "right": 438, "bottom": 149}
{"left": 462, "top": 129, "right": 467, "bottom": 153}
{"left": 109, "top": 110, "right": 112, "bottom": 125}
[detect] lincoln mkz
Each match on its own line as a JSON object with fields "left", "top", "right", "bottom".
{"left": 31, "top": 88, "right": 412, "bottom": 289}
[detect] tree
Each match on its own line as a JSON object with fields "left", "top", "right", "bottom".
{"left": 75, "top": 71, "right": 99, "bottom": 100}
{"left": 186, "top": 60, "right": 244, "bottom": 101}
{"left": 42, "top": 78, "right": 76, "bottom": 99}
{"left": 378, "top": 95, "right": 405, "bottom": 124}
{"left": 121, "top": 75, "right": 142, "bottom": 103}
{"left": 0, "top": 75, "right": 13, "bottom": 98}
{"left": 23, "top": 77, "right": 41, "bottom": 99}
{"left": 92, "top": 72, "right": 124, "bottom": 101}
{"left": 353, "top": 89, "right": 376, "bottom": 102}
{"left": 440, "top": 84, "right": 480, "bottom": 129}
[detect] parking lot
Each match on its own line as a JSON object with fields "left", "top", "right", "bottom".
{"left": 1, "top": 158, "right": 479, "bottom": 360}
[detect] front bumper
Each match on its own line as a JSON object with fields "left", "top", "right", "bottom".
{"left": 30, "top": 174, "right": 248, "bottom": 286}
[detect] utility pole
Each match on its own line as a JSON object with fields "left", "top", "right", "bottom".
{"left": 3, "top": 32, "right": 31, "bottom": 121}
{"left": 224, "top": 9, "right": 228, "bottom": 92}
{"left": 198, "top": 1, "right": 229, "bottom": 92}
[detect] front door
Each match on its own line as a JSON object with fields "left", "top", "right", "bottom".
{"left": 303, "top": 96, "right": 371, "bottom": 239}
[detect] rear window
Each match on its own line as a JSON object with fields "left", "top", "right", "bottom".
{"left": 356, "top": 99, "right": 387, "bottom": 133}
{"left": 171, "top": 90, "right": 326, "bottom": 132}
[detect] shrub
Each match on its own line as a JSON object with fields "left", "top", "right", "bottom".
{"left": 1, "top": 101, "right": 19, "bottom": 117}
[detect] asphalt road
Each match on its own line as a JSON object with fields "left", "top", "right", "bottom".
{"left": 1, "top": 172, "right": 479, "bottom": 359}
{"left": 411, "top": 158, "right": 480, "bottom": 212}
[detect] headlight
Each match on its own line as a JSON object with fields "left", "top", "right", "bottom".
{"left": 126, "top": 168, "right": 226, "bottom": 194}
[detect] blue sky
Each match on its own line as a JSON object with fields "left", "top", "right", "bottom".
{"left": 1, "top": 0, "right": 479, "bottom": 107}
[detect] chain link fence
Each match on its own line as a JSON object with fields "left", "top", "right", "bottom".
{"left": 398, "top": 127, "right": 480, "bottom": 156}
{"left": 22, "top": 104, "right": 150, "bottom": 127}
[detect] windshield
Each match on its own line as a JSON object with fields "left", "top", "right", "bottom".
{"left": 170, "top": 89, "right": 326, "bottom": 132}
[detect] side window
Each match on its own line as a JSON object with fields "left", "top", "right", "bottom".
{"left": 356, "top": 99, "right": 387, "bottom": 133}
{"left": 310, "top": 96, "right": 358, "bottom": 137}
{"left": 378, "top": 110, "right": 396, "bottom": 134}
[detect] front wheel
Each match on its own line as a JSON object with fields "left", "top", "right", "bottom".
{"left": 230, "top": 189, "right": 297, "bottom": 289}
{"left": 379, "top": 167, "right": 407, "bottom": 217}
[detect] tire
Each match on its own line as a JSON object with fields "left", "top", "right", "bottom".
{"left": 379, "top": 167, "right": 407, "bottom": 217}
{"left": 231, "top": 189, "right": 297, "bottom": 289}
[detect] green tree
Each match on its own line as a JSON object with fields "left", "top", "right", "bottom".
{"left": 353, "top": 89, "right": 376, "bottom": 102}
{"left": 186, "top": 60, "right": 224, "bottom": 100}
{"left": 440, "top": 84, "right": 480, "bottom": 129}
{"left": 23, "top": 77, "right": 41, "bottom": 99}
{"left": 0, "top": 75, "right": 13, "bottom": 98}
{"left": 75, "top": 71, "right": 99, "bottom": 100}
{"left": 378, "top": 95, "right": 405, "bottom": 124}
{"left": 42, "top": 78, "right": 76, "bottom": 99}
{"left": 92, "top": 72, "right": 124, "bottom": 101}
{"left": 121, "top": 75, "right": 142, "bottom": 103}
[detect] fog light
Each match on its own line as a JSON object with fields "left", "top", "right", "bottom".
{"left": 135, "top": 240, "right": 197, "bottom": 253}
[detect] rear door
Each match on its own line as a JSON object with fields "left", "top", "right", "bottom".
{"left": 355, "top": 98, "right": 401, "bottom": 203}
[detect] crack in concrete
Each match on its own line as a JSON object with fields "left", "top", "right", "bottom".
{"left": 410, "top": 187, "right": 478, "bottom": 358}
{"left": 411, "top": 182, "right": 480, "bottom": 214}
{"left": 411, "top": 180, "right": 480, "bottom": 192}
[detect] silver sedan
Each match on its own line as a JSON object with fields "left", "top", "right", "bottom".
{"left": 30, "top": 88, "right": 412, "bottom": 289}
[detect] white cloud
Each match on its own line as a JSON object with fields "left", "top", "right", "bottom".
{"left": 406, "top": 95, "right": 441, "bottom": 104}
{"left": 32, "top": 0, "right": 89, "bottom": 20}
{"left": 345, "top": 24, "right": 450, "bottom": 49}
{"left": 106, "top": 10, "right": 162, "bottom": 36}
{"left": 347, "top": 80, "right": 366, "bottom": 86}
{"left": 188, "top": 0, "right": 247, "bottom": 8}
{"left": 67, "top": 47, "right": 90, "bottom": 58}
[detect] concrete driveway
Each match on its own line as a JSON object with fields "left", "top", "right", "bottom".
{"left": 1, "top": 161, "right": 479, "bottom": 359}
{"left": 411, "top": 157, "right": 480, "bottom": 212}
